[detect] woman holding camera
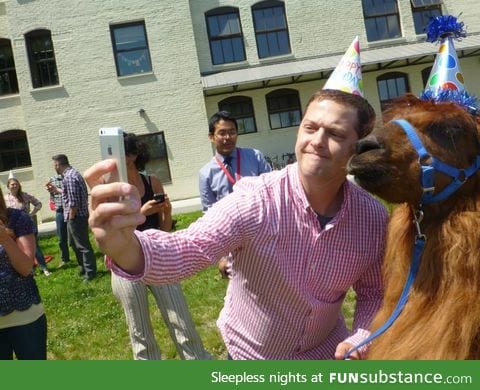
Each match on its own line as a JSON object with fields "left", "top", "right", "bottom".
{"left": 109, "top": 132, "right": 211, "bottom": 360}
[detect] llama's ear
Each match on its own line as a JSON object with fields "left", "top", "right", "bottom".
{"left": 323, "top": 36, "right": 364, "bottom": 97}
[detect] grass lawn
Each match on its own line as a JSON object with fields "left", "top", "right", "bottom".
{"left": 36, "top": 211, "right": 356, "bottom": 360}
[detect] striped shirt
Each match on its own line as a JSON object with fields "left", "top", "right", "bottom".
{"left": 62, "top": 166, "right": 89, "bottom": 220}
{"left": 112, "top": 163, "right": 388, "bottom": 359}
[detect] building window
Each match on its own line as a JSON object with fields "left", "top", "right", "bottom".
{"left": 0, "top": 39, "right": 19, "bottom": 96}
{"left": 266, "top": 89, "right": 301, "bottom": 130}
{"left": 137, "top": 132, "right": 171, "bottom": 184}
{"left": 362, "top": 0, "right": 402, "bottom": 42}
{"left": 377, "top": 72, "right": 410, "bottom": 110}
{"left": 411, "top": 0, "right": 442, "bottom": 35}
{"left": 206, "top": 7, "right": 246, "bottom": 65}
{"left": 252, "top": 1, "right": 291, "bottom": 59}
{"left": 110, "top": 21, "right": 152, "bottom": 77}
{"left": 421, "top": 66, "right": 432, "bottom": 87}
{"left": 0, "top": 130, "right": 32, "bottom": 171}
{"left": 218, "top": 96, "right": 257, "bottom": 135}
{"left": 25, "top": 29, "right": 59, "bottom": 88}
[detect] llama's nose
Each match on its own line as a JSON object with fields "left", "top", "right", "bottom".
{"left": 356, "top": 136, "right": 381, "bottom": 155}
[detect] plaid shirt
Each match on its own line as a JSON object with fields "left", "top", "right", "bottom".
{"left": 111, "top": 164, "right": 388, "bottom": 359}
{"left": 62, "top": 166, "right": 89, "bottom": 221}
{"left": 49, "top": 174, "right": 64, "bottom": 210}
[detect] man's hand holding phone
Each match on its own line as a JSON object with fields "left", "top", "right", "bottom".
{"left": 82, "top": 128, "right": 146, "bottom": 274}
{"left": 85, "top": 159, "right": 145, "bottom": 275}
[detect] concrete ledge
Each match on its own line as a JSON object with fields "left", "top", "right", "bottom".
{"left": 171, "top": 197, "right": 202, "bottom": 214}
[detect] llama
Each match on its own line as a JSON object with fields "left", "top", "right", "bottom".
{"left": 348, "top": 94, "right": 480, "bottom": 359}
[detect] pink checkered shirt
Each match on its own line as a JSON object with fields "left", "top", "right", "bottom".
{"left": 111, "top": 164, "right": 387, "bottom": 359}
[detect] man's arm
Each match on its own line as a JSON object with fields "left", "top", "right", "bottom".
{"left": 87, "top": 159, "right": 265, "bottom": 284}
{"left": 199, "top": 171, "right": 216, "bottom": 211}
{"left": 64, "top": 178, "right": 77, "bottom": 220}
{"left": 256, "top": 150, "right": 272, "bottom": 174}
{"left": 85, "top": 160, "right": 146, "bottom": 274}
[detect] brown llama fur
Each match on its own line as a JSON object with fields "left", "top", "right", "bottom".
{"left": 349, "top": 94, "right": 480, "bottom": 359}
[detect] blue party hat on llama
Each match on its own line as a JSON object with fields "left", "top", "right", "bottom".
{"left": 421, "top": 15, "right": 477, "bottom": 115}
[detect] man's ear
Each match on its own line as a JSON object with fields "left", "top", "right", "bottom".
{"left": 208, "top": 133, "right": 214, "bottom": 142}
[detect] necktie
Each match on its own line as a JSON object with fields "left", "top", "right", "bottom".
{"left": 224, "top": 156, "right": 234, "bottom": 177}
{"left": 223, "top": 156, "right": 235, "bottom": 192}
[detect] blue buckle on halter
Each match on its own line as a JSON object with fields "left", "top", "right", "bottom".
{"left": 421, "top": 165, "right": 435, "bottom": 195}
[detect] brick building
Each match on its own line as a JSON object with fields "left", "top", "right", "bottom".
{"left": 1, "top": 0, "right": 479, "bottom": 221}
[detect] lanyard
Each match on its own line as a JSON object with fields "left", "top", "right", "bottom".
{"left": 215, "top": 148, "right": 241, "bottom": 185}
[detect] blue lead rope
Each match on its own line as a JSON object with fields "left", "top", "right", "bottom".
{"left": 344, "top": 236, "right": 425, "bottom": 359}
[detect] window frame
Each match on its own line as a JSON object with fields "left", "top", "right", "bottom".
{"left": 376, "top": 71, "right": 410, "bottom": 111}
{"left": 110, "top": 20, "right": 153, "bottom": 77}
{"left": 411, "top": 0, "right": 442, "bottom": 35}
{"left": 0, "top": 39, "right": 19, "bottom": 96}
{"left": 25, "top": 29, "right": 59, "bottom": 89}
{"left": 135, "top": 131, "right": 172, "bottom": 184}
{"left": 205, "top": 7, "right": 246, "bottom": 65}
{"left": 218, "top": 96, "right": 257, "bottom": 135}
{"left": 0, "top": 130, "right": 32, "bottom": 172}
{"left": 411, "top": 0, "right": 442, "bottom": 7}
{"left": 266, "top": 88, "right": 302, "bottom": 130}
{"left": 252, "top": 0, "right": 291, "bottom": 59}
{"left": 362, "top": 0, "right": 402, "bottom": 42}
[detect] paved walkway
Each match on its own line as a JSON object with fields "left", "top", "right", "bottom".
{"left": 38, "top": 197, "right": 202, "bottom": 236}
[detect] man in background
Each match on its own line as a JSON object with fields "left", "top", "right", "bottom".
{"left": 50, "top": 154, "right": 96, "bottom": 282}
{"left": 199, "top": 110, "right": 271, "bottom": 210}
{"left": 199, "top": 111, "right": 271, "bottom": 277}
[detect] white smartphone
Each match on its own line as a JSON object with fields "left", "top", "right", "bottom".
{"left": 99, "top": 127, "right": 128, "bottom": 184}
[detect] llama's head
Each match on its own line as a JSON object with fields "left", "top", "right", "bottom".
{"left": 348, "top": 94, "right": 480, "bottom": 205}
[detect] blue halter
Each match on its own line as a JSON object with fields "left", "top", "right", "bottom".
{"left": 344, "top": 118, "right": 480, "bottom": 359}
{"left": 392, "top": 119, "right": 480, "bottom": 205}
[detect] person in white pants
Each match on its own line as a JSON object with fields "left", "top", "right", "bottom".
{"left": 110, "top": 132, "right": 211, "bottom": 360}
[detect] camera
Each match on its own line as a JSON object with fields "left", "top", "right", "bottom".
{"left": 99, "top": 127, "right": 128, "bottom": 184}
{"left": 153, "top": 193, "right": 165, "bottom": 203}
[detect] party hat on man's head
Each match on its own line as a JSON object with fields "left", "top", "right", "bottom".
{"left": 8, "top": 170, "right": 16, "bottom": 180}
{"left": 323, "top": 36, "right": 364, "bottom": 97}
{"left": 421, "top": 15, "right": 478, "bottom": 114}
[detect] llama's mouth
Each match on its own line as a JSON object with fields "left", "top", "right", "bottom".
{"left": 348, "top": 134, "right": 388, "bottom": 189}
{"left": 347, "top": 156, "right": 390, "bottom": 191}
